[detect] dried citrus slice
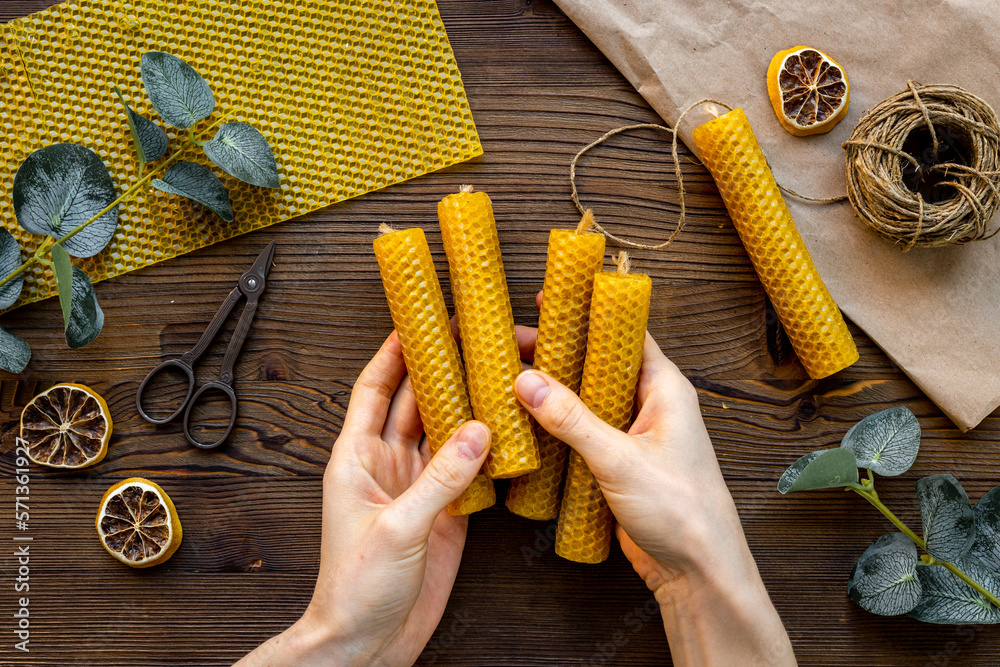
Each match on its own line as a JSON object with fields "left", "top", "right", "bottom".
{"left": 767, "top": 46, "right": 849, "bottom": 136}
{"left": 19, "top": 383, "right": 111, "bottom": 469}
{"left": 96, "top": 478, "right": 183, "bottom": 568}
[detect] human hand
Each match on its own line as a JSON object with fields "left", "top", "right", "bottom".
{"left": 514, "top": 316, "right": 795, "bottom": 665}
{"left": 237, "top": 333, "right": 491, "bottom": 667}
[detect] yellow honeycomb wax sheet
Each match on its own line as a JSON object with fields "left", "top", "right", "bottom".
{"left": 0, "top": 0, "right": 482, "bottom": 307}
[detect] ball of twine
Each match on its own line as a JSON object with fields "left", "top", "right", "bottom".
{"left": 843, "top": 82, "right": 1000, "bottom": 250}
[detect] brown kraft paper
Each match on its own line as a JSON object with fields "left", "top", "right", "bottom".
{"left": 554, "top": 0, "right": 1000, "bottom": 430}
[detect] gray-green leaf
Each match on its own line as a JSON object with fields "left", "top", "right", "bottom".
{"left": 203, "top": 122, "right": 280, "bottom": 188}
{"left": 0, "top": 228, "right": 24, "bottom": 310}
{"left": 777, "top": 447, "right": 859, "bottom": 494}
{"left": 140, "top": 52, "right": 215, "bottom": 129}
{"left": 848, "top": 533, "right": 922, "bottom": 616}
{"left": 152, "top": 161, "right": 234, "bottom": 222}
{"left": 50, "top": 243, "right": 74, "bottom": 331}
{"left": 0, "top": 325, "right": 30, "bottom": 373}
{"left": 12, "top": 143, "right": 119, "bottom": 258}
{"left": 841, "top": 406, "right": 920, "bottom": 477}
{"left": 65, "top": 267, "right": 104, "bottom": 349}
{"left": 909, "top": 558, "right": 1000, "bottom": 624}
{"left": 113, "top": 85, "right": 168, "bottom": 171}
{"left": 917, "top": 474, "right": 976, "bottom": 562}
{"left": 971, "top": 484, "right": 1000, "bottom": 570}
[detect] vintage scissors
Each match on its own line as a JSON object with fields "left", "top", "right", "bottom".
{"left": 136, "top": 241, "right": 275, "bottom": 449}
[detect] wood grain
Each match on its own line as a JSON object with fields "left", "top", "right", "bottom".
{"left": 1, "top": 0, "right": 999, "bottom": 664}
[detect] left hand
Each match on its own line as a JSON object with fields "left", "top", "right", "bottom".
{"left": 236, "top": 332, "right": 491, "bottom": 666}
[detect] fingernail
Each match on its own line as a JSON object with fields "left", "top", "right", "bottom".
{"left": 515, "top": 371, "right": 550, "bottom": 409}
{"left": 457, "top": 422, "right": 490, "bottom": 460}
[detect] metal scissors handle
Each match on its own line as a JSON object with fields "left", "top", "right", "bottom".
{"left": 136, "top": 241, "right": 275, "bottom": 449}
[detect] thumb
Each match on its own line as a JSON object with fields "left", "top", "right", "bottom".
{"left": 514, "top": 370, "right": 632, "bottom": 479}
{"left": 391, "top": 421, "right": 491, "bottom": 533}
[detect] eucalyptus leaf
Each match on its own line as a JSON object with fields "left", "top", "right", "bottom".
{"left": 49, "top": 243, "right": 74, "bottom": 331}
{"left": 152, "top": 161, "right": 234, "bottom": 222}
{"left": 847, "top": 533, "right": 922, "bottom": 616}
{"left": 0, "top": 326, "right": 30, "bottom": 373}
{"left": 13, "top": 143, "right": 119, "bottom": 258}
{"left": 777, "top": 447, "right": 859, "bottom": 494}
{"left": 0, "top": 228, "right": 24, "bottom": 310}
{"left": 113, "top": 85, "right": 168, "bottom": 171}
{"left": 909, "top": 558, "right": 1000, "bottom": 624}
{"left": 917, "top": 474, "right": 976, "bottom": 562}
{"left": 140, "top": 52, "right": 215, "bottom": 129}
{"left": 841, "top": 406, "right": 920, "bottom": 477}
{"left": 65, "top": 267, "right": 104, "bottom": 349}
{"left": 971, "top": 484, "right": 1000, "bottom": 570}
{"left": 203, "top": 122, "right": 280, "bottom": 188}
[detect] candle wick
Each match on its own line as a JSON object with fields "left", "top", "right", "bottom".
{"left": 614, "top": 251, "right": 631, "bottom": 276}
{"left": 459, "top": 184, "right": 474, "bottom": 193}
{"left": 576, "top": 209, "right": 596, "bottom": 234}
{"left": 378, "top": 222, "right": 396, "bottom": 236}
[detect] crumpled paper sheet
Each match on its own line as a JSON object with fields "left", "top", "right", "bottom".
{"left": 0, "top": 0, "right": 481, "bottom": 308}
{"left": 554, "top": 0, "right": 1000, "bottom": 430}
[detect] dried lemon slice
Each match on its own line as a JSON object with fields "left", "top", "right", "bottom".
{"left": 20, "top": 383, "right": 111, "bottom": 469}
{"left": 767, "top": 46, "right": 849, "bottom": 136}
{"left": 96, "top": 478, "right": 182, "bottom": 568}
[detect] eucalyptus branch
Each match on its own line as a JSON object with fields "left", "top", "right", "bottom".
{"left": 0, "top": 140, "right": 194, "bottom": 293}
{"left": 0, "top": 51, "right": 278, "bottom": 371}
{"left": 780, "top": 407, "right": 1000, "bottom": 624}
{"left": 850, "top": 486, "right": 1000, "bottom": 608}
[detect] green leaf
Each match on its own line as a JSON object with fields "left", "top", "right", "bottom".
{"left": 140, "top": 52, "right": 215, "bottom": 129}
{"left": 917, "top": 474, "right": 976, "bottom": 562}
{"left": 49, "top": 243, "right": 74, "bottom": 331}
{"left": 848, "top": 533, "right": 922, "bottom": 616}
{"left": 152, "top": 161, "right": 234, "bottom": 222}
{"left": 65, "top": 267, "right": 104, "bottom": 349}
{"left": 113, "top": 85, "right": 168, "bottom": 171}
{"left": 13, "top": 143, "right": 119, "bottom": 258}
{"left": 0, "top": 325, "right": 30, "bottom": 373}
{"left": 777, "top": 447, "right": 859, "bottom": 494}
{"left": 203, "top": 122, "right": 280, "bottom": 188}
{"left": 971, "top": 484, "right": 1000, "bottom": 570}
{"left": 0, "top": 228, "right": 24, "bottom": 310}
{"left": 909, "top": 558, "right": 1000, "bottom": 624}
{"left": 841, "top": 406, "right": 920, "bottom": 477}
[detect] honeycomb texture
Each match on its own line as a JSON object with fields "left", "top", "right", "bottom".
{"left": 373, "top": 227, "right": 494, "bottom": 515}
{"left": 506, "top": 228, "right": 605, "bottom": 520}
{"left": 692, "top": 109, "right": 858, "bottom": 379}
{"left": 0, "top": 0, "right": 481, "bottom": 308}
{"left": 556, "top": 270, "right": 650, "bottom": 564}
{"left": 438, "top": 189, "right": 539, "bottom": 479}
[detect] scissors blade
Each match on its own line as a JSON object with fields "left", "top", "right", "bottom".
{"left": 239, "top": 240, "right": 275, "bottom": 299}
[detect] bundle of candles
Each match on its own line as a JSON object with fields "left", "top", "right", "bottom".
{"left": 373, "top": 109, "right": 857, "bottom": 564}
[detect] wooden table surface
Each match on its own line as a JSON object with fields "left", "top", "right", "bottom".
{"left": 2, "top": 1, "right": 999, "bottom": 664}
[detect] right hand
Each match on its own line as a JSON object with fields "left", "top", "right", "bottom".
{"left": 513, "top": 331, "right": 796, "bottom": 666}
{"left": 513, "top": 332, "right": 751, "bottom": 594}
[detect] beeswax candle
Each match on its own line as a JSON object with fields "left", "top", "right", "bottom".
{"left": 507, "top": 211, "right": 606, "bottom": 520}
{"left": 692, "top": 108, "right": 858, "bottom": 379}
{"left": 438, "top": 186, "right": 540, "bottom": 479}
{"left": 555, "top": 253, "right": 650, "bottom": 564}
{"left": 373, "top": 225, "right": 495, "bottom": 515}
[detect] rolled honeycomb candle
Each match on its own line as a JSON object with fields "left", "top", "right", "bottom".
{"left": 373, "top": 224, "right": 495, "bottom": 515}
{"left": 692, "top": 108, "right": 858, "bottom": 379}
{"left": 555, "top": 253, "right": 651, "bottom": 564}
{"left": 507, "top": 210, "right": 606, "bottom": 520}
{"left": 437, "top": 186, "right": 540, "bottom": 479}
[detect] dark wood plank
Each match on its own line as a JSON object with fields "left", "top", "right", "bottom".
{"left": 0, "top": 0, "right": 998, "bottom": 665}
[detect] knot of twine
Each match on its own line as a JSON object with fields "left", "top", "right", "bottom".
{"left": 843, "top": 82, "right": 1000, "bottom": 249}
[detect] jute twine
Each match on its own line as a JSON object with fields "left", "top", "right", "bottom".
{"left": 843, "top": 82, "right": 1000, "bottom": 249}
{"left": 570, "top": 83, "right": 1000, "bottom": 251}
